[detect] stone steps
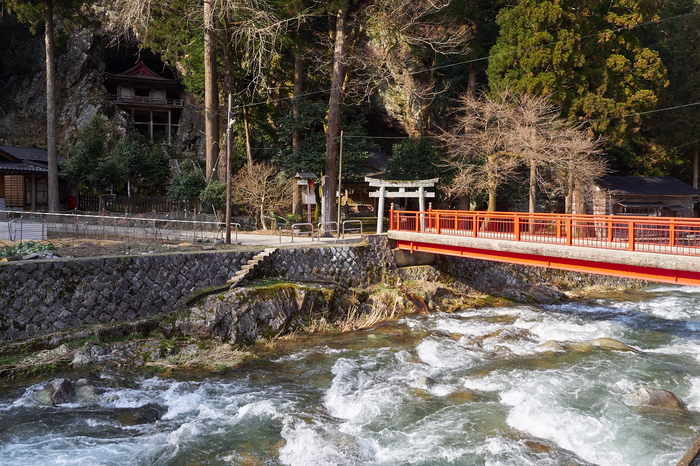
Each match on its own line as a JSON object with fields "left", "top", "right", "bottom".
{"left": 227, "top": 247, "right": 277, "bottom": 287}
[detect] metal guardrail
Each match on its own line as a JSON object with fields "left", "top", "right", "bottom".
{"left": 390, "top": 208, "right": 700, "bottom": 256}
{"left": 316, "top": 221, "right": 338, "bottom": 239}
{"left": 342, "top": 220, "right": 363, "bottom": 239}
{"left": 291, "top": 223, "right": 314, "bottom": 243}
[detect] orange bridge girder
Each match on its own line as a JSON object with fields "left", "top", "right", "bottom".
{"left": 387, "top": 209, "right": 700, "bottom": 287}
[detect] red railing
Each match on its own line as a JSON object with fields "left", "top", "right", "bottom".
{"left": 389, "top": 208, "right": 700, "bottom": 256}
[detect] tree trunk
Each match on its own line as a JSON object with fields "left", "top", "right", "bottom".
{"left": 260, "top": 195, "right": 267, "bottom": 230}
{"left": 324, "top": 8, "right": 348, "bottom": 227}
{"left": 529, "top": 159, "right": 537, "bottom": 214}
{"left": 467, "top": 62, "right": 477, "bottom": 99}
{"left": 45, "top": 0, "right": 59, "bottom": 212}
{"left": 243, "top": 106, "right": 252, "bottom": 166}
{"left": 292, "top": 54, "right": 303, "bottom": 216}
{"left": 694, "top": 149, "right": 698, "bottom": 189}
{"left": 565, "top": 171, "right": 574, "bottom": 214}
{"left": 487, "top": 185, "right": 497, "bottom": 212}
{"left": 528, "top": 158, "right": 537, "bottom": 233}
{"left": 204, "top": 0, "right": 219, "bottom": 181}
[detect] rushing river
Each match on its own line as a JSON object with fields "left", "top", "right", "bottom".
{"left": 3, "top": 286, "right": 700, "bottom": 465}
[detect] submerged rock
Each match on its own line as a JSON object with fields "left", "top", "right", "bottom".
{"left": 74, "top": 385, "right": 100, "bottom": 406}
{"left": 499, "top": 286, "right": 566, "bottom": 304}
{"left": 117, "top": 403, "right": 167, "bottom": 425}
{"left": 588, "top": 337, "right": 638, "bottom": 352}
{"left": 534, "top": 340, "right": 565, "bottom": 353}
{"left": 632, "top": 387, "right": 686, "bottom": 411}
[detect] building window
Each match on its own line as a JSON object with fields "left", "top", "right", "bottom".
{"left": 5, "top": 175, "right": 24, "bottom": 207}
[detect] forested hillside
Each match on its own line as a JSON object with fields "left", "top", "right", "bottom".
{"left": 0, "top": 0, "right": 698, "bottom": 214}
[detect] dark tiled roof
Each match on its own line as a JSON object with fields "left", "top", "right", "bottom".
{"left": 596, "top": 176, "right": 700, "bottom": 196}
{"left": 0, "top": 146, "right": 66, "bottom": 164}
{"left": 0, "top": 160, "right": 48, "bottom": 173}
{"left": 0, "top": 145, "right": 48, "bottom": 163}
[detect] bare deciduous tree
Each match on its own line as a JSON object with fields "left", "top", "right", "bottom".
{"left": 441, "top": 90, "right": 520, "bottom": 211}
{"left": 442, "top": 89, "right": 606, "bottom": 213}
{"left": 231, "top": 162, "right": 288, "bottom": 230}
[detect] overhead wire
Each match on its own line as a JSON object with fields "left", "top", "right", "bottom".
{"left": 229, "top": 9, "right": 699, "bottom": 122}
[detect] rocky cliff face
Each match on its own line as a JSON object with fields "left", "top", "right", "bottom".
{"left": 0, "top": 25, "right": 204, "bottom": 155}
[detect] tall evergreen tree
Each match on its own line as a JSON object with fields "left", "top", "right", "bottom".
{"left": 487, "top": 0, "right": 668, "bottom": 149}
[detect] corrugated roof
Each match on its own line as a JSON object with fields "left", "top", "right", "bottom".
{"left": 596, "top": 176, "right": 700, "bottom": 196}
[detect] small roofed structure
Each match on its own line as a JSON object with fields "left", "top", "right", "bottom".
{"left": 592, "top": 176, "right": 700, "bottom": 217}
{"left": 105, "top": 60, "right": 183, "bottom": 143}
{"left": 0, "top": 146, "right": 69, "bottom": 211}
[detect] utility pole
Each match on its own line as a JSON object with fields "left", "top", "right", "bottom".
{"left": 336, "top": 130, "right": 343, "bottom": 238}
{"left": 225, "top": 94, "right": 233, "bottom": 244}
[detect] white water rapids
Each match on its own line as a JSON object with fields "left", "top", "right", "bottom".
{"left": 2, "top": 285, "right": 700, "bottom": 465}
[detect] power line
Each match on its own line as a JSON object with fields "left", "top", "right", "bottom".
{"left": 230, "top": 10, "right": 698, "bottom": 112}
{"left": 590, "top": 101, "right": 700, "bottom": 122}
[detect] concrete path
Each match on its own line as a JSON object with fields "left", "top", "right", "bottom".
{"left": 44, "top": 221, "right": 362, "bottom": 248}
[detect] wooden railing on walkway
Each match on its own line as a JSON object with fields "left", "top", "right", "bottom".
{"left": 389, "top": 208, "right": 700, "bottom": 256}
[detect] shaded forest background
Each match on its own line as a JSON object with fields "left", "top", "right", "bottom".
{"left": 0, "top": 0, "right": 699, "bottom": 215}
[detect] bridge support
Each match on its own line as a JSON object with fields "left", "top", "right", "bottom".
{"left": 394, "top": 239, "right": 700, "bottom": 287}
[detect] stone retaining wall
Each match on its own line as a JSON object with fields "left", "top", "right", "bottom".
{"left": 0, "top": 236, "right": 396, "bottom": 343}
{"left": 253, "top": 235, "right": 396, "bottom": 287}
{"left": 437, "top": 255, "right": 645, "bottom": 291}
{"left": 0, "top": 251, "right": 255, "bottom": 342}
{"left": 0, "top": 234, "right": 646, "bottom": 344}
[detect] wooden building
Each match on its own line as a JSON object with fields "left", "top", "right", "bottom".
{"left": 0, "top": 146, "right": 68, "bottom": 210}
{"left": 591, "top": 176, "right": 700, "bottom": 217}
{"left": 105, "top": 61, "right": 183, "bottom": 143}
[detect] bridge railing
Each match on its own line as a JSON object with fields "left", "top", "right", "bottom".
{"left": 389, "top": 208, "right": 700, "bottom": 256}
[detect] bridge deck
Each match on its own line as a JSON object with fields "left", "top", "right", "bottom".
{"left": 388, "top": 210, "right": 700, "bottom": 286}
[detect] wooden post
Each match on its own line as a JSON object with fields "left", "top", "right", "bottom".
{"left": 514, "top": 215, "right": 520, "bottom": 241}
{"left": 566, "top": 219, "right": 572, "bottom": 246}
{"left": 31, "top": 174, "right": 36, "bottom": 211}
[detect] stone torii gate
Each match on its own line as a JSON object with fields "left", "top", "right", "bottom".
{"left": 366, "top": 177, "right": 438, "bottom": 234}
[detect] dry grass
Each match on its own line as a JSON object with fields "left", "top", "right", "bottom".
{"left": 146, "top": 344, "right": 253, "bottom": 372}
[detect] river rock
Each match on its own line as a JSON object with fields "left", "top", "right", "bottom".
{"left": 588, "top": 337, "right": 638, "bottom": 352}
{"left": 417, "top": 377, "right": 436, "bottom": 390}
{"left": 534, "top": 340, "right": 565, "bottom": 353}
{"left": 567, "top": 341, "right": 595, "bottom": 352}
{"left": 74, "top": 385, "right": 100, "bottom": 406}
{"left": 117, "top": 403, "right": 167, "bottom": 425}
{"left": 35, "top": 378, "right": 74, "bottom": 405}
{"left": 632, "top": 387, "right": 686, "bottom": 411}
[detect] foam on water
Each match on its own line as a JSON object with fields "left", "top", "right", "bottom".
{"left": 4, "top": 287, "right": 700, "bottom": 465}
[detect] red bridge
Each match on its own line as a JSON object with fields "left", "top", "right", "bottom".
{"left": 388, "top": 209, "right": 700, "bottom": 287}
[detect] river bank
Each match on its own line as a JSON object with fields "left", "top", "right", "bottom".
{"left": 0, "top": 261, "right": 635, "bottom": 382}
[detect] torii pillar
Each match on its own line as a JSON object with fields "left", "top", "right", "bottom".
{"left": 366, "top": 177, "right": 438, "bottom": 234}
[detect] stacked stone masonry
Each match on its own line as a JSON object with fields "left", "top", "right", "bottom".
{"left": 0, "top": 251, "right": 255, "bottom": 342}
{"left": 0, "top": 234, "right": 641, "bottom": 343}
{"left": 0, "top": 236, "right": 396, "bottom": 343}
{"left": 252, "top": 235, "right": 396, "bottom": 287}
